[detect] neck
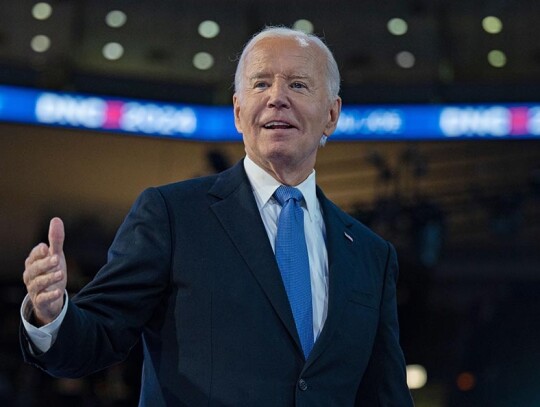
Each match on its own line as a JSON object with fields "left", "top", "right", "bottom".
{"left": 270, "top": 169, "right": 309, "bottom": 186}
{"left": 247, "top": 155, "right": 313, "bottom": 186}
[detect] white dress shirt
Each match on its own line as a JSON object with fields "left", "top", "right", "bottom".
{"left": 21, "top": 291, "right": 68, "bottom": 353}
{"left": 243, "top": 155, "right": 329, "bottom": 340}
{"left": 22, "top": 156, "right": 329, "bottom": 352}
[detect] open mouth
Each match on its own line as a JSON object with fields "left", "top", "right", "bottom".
{"left": 263, "top": 121, "right": 294, "bottom": 130}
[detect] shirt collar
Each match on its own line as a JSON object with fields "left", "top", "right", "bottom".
{"left": 243, "top": 155, "right": 318, "bottom": 221}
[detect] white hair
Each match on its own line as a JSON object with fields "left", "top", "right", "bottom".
{"left": 234, "top": 26, "right": 341, "bottom": 100}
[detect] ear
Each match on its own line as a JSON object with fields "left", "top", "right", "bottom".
{"left": 324, "top": 96, "right": 342, "bottom": 137}
{"left": 233, "top": 93, "right": 243, "bottom": 134}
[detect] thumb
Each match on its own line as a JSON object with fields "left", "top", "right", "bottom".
{"left": 48, "top": 217, "right": 65, "bottom": 255}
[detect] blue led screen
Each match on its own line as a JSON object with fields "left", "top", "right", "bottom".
{"left": 1, "top": 84, "right": 539, "bottom": 141}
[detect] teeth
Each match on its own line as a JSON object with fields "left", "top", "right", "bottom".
{"left": 264, "top": 121, "right": 292, "bottom": 129}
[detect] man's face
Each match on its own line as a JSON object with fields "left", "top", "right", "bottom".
{"left": 233, "top": 36, "right": 341, "bottom": 183}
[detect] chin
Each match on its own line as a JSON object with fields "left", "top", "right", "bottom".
{"left": 264, "top": 142, "right": 295, "bottom": 157}
{"left": 265, "top": 151, "right": 301, "bottom": 169}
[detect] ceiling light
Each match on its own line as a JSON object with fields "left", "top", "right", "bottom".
{"left": 387, "top": 18, "right": 408, "bottom": 36}
{"left": 198, "top": 20, "right": 220, "bottom": 39}
{"left": 482, "top": 16, "right": 503, "bottom": 34}
{"left": 487, "top": 49, "right": 506, "bottom": 67}
{"left": 395, "top": 51, "right": 415, "bottom": 68}
{"left": 103, "top": 42, "right": 124, "bottom": 60}
{"left": 193, "top": 52, "right": 214, "bottom": 70}
{"left": 32, "top": 2, "right": 52, "bottom": 20}
{"left": 105, "top": 10, "right": 127, "bottom": 28}
{"left": 30, "top": 34, "right": 51, "bottom": 52}
{"left": 293, "top": 19, "right": 314, "bottom": 34}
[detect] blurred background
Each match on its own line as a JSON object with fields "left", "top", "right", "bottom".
{"left": 1, "top": 1, "right": 539, "bottom": 406}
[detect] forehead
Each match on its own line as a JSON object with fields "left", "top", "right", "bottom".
{"left": 243, "top": 36, "right": 324, "bottom": 77}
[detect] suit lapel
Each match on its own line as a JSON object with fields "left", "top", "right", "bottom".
{"left": 208, "top": 161, "right": 303, "bottom": 354}
{"left": 304, "top": 188, "right": 362, "bottom": 367}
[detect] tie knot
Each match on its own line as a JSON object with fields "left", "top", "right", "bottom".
{"left": 274, "top": 185, "right": 304, "bottom": 206}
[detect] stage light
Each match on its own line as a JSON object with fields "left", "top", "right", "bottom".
{"left": 482, "top": 16, "right": 503, "bottom": 34}
{"left": 102, "top": 42, "right": 124, "bottom": 60}
{"left": 32, "top": 2, "right": 52, "bottom": 21}
{"left": 105, "top": 10, "right": 127, "bottom": 28}
{"left": 387, "top": 18, "right": 408, "bottom": 36}
{"left": 406, "top": 364, "right": 427, "bottom": 389}
{"left": 456, "top": 371, "right": 476, "bottom": 391}
{"left": 293, "top": 19, "right": 314, "bottom": 34}
{"left": 30, "top": 34, "right": 51, "bottom": 52}
{"left": 193, "top": 52, "right": 214, "bottom": 70}
{"left": 198, "top": 20, "right": 220, "bottom": 39}
{"left": 488, "top": 49, "right": 506, "bottom": 68}
{"left": 396, "top": 51, "right": 415, "bottom": 68}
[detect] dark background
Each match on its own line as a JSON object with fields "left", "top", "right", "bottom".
{"left": 1, "top": 1, "right": 540, "bottom": 406}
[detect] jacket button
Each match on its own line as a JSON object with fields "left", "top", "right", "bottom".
{"left": 298, "top": 379, "right": 308, "bottom": 391}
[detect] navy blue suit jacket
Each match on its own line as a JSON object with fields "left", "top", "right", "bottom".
{"left": 22, "top": 160, "right": 413, "bottom": 406}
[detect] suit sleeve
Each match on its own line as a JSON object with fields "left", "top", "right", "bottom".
{"left": 355, "top": 242, "right": 414, "bottom": 406}
{"left": 20, "top": 187, "right": 172, "bottom": 378}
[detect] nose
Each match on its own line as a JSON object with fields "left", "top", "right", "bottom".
{"left": 267, "top": 81, "right": 290, "bottom": 109}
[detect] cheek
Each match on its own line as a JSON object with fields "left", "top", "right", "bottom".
{"left": 239, "top": 107, "right": 258, "bottom": 128}
{"left": 303, "top": 114, "right": 326, "bottom": 136}
{"left": 236, "top": 113, "right": 256, "bottom": 135}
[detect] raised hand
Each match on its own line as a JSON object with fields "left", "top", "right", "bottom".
{"left": 23, "top": 217, "right": 68, "bottom": 326}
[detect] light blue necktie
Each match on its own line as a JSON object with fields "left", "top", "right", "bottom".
{"left": 274, "top": 185, "right": 314, "bottom": 359}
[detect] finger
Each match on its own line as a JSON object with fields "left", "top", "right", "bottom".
{"left": 33, "top": 289, "right": 63, "bottom": 310}
{"left": 23, "top": 255, "right": 61, "bottom": 285}
{"left": 48, "top": 217, "right": 65, "bottom": 256}
{"left": 25, "top": 243, "right": 49, "bottom": 268}
{"left": 28, "top": 270, "right": 64, "bottom": 296}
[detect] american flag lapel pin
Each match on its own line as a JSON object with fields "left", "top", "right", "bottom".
{"left": 344, "top": 231, "right": 354, "bottom": 243}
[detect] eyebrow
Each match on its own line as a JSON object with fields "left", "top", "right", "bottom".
{"left": 248, "top": 73, "right": 312, "bottom": 82}
{"left": 248, "top": 73, "right": 271, "bottom": 82}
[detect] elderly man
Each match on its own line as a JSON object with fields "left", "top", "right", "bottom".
{"left": 21, "top": 27, "right": 414, "bottom": 406}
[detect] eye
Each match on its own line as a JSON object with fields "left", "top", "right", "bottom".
{"left": 291, "top": 81, "right": 307, "bottom": 89}
{"left": 253, "top": 81, "right": 268, "bottom": 89}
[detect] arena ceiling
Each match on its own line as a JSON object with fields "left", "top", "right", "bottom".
{"left": 1, "top": 0, "right": 540, "bottom": 104}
